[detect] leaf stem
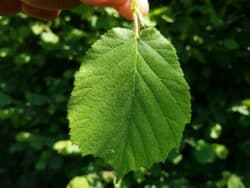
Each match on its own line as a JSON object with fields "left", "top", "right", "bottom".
{"left": 131, "top": 0, "right": 145, "bottom": 38}
{"left": 133, "top": 12, "right": 139, "bottom": 38}
{"left": 136, "top": 9, "right": 145, "bottom": 28}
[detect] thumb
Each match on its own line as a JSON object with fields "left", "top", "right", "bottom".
{"left": 114, "top": 0, "right": 149, "bottom": 20}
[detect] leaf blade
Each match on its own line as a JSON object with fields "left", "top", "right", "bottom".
{"left": 68, "top": 27, "right": 191, "bottom": 177}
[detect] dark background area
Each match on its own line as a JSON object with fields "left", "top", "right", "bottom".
{"left": 0, "top": 0, "right": 249, "bottom": 187}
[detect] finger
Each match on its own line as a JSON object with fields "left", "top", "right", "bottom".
{"left": 114, "top": 0, "right": 149, "bottom": 20}
{"left": 21, "top": 0, "right": 80, "bottom": 10}
{"left": 81, "top": 0, "right": 126, "bottom": 6}
{"left": 0, "top": 0, "right": 20, "bottom": 15}
{"left": 21, "top": 2, "right": 61, "bottom": 21}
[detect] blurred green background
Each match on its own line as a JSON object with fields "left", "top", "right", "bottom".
{"left": 0, "top": 0, "right": 249, "bottom": 187}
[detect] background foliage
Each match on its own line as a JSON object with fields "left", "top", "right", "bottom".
{"left": 0, "top": 0, "right": 249, "bottom": 187}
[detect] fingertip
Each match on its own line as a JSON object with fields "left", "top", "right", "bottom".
{"left": 113, "top": 0, "right": 132, "bottom": 20}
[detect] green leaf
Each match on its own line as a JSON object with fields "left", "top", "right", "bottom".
{"left": 209, "top": 123, "right": 222, "bottom": 139}
{"left": 68, "top": 28, "right": 191, "bottom": 177}
{"left": 192, "top": 140, "right": 216, "bottom": 164}
{"left": 53, "top": 140, "right": 80, "bottom": 155}
{"left": 41, "top": 31, "right": 59, "bottom": 44}
{"left": 0, "top": 92, "right": 12, "bottom": 107}
{"left": 228, "top": 174, "right": 246, "bottom": 188}
{"left": 66, "top": 176, "right": 90, "bottom": 188}
{"left": 214, "top": 144, "right": 229, "bottom": 159}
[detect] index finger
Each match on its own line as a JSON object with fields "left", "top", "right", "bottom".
{"left": 82, "top": 0, "right": 126, "bottom": 6}
{"left": 0, "top": 0, "right": 20, "bottom": 15}
{"left": 21, "top": 0, "right": 81, "bottom": 10}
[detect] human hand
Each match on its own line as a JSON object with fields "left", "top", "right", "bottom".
{"left": 0, "top": 0, "right": 149, "bottom": 21}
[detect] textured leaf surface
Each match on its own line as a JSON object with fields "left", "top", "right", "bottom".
{"left": 68, "top": 28, "right": 191, "bottom": 177}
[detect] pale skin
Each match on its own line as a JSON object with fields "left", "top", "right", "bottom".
{"left": 0, "top": 0, "right": 149, "bottom": 20}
